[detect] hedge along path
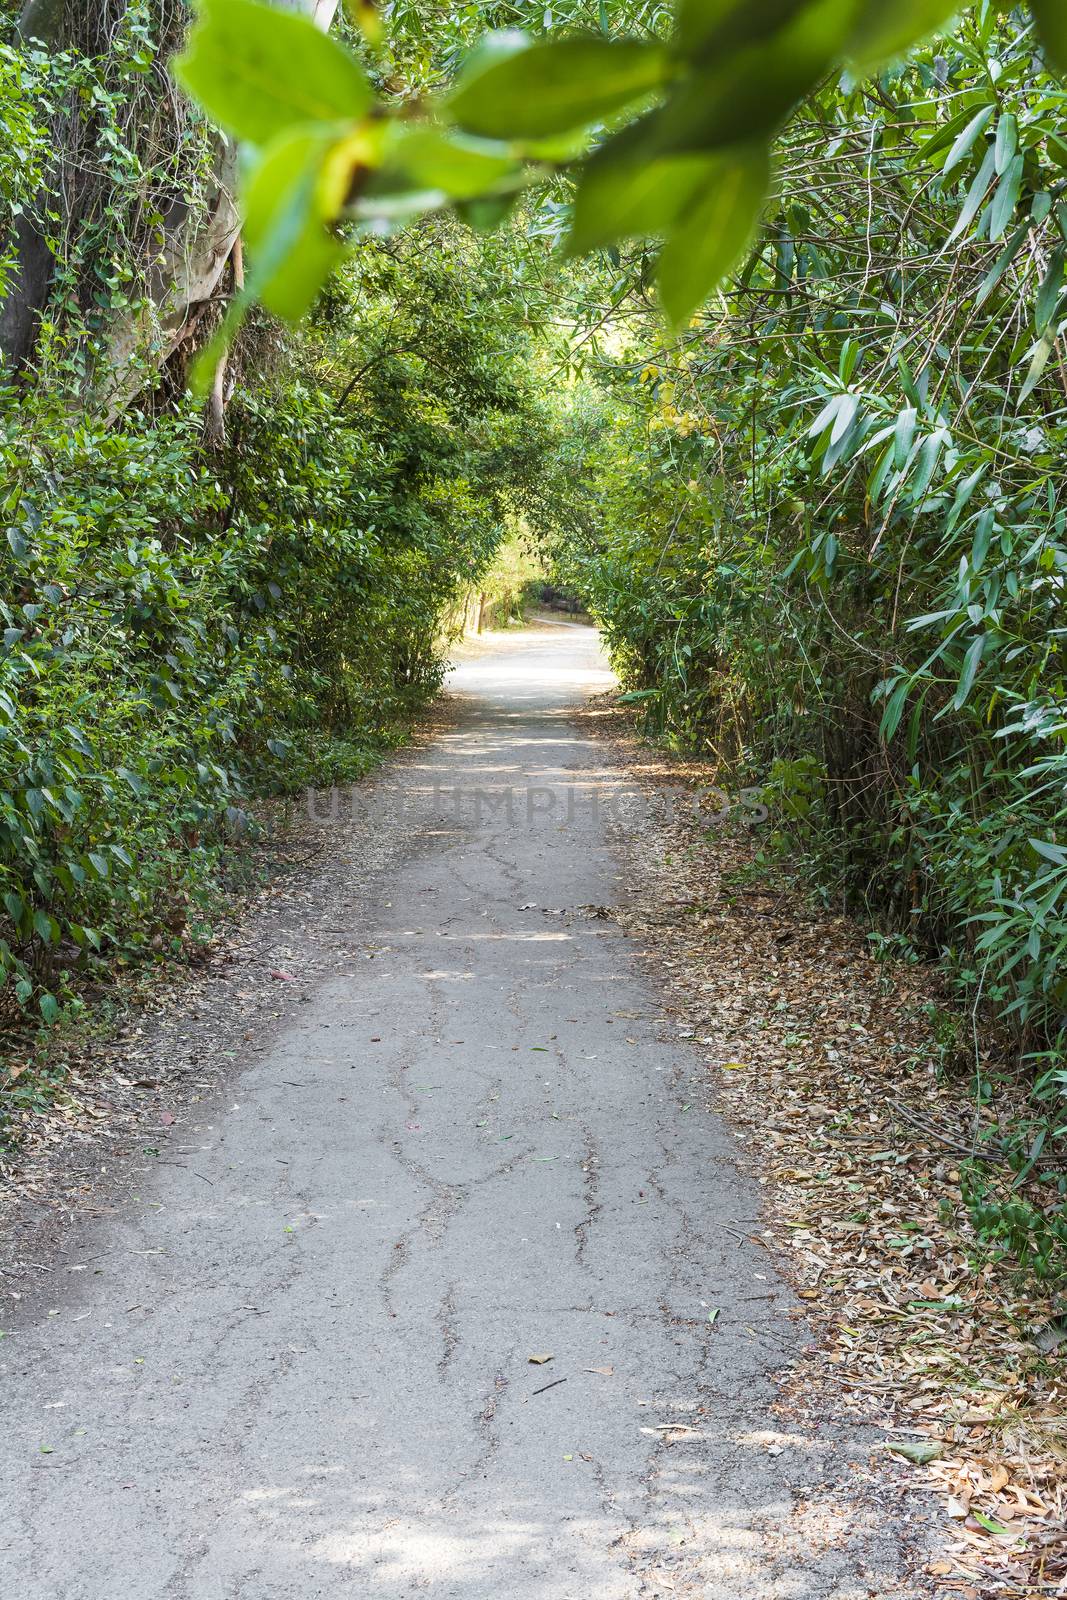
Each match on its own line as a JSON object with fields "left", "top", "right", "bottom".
{"left": 578, "top": 699, "right": 1067, "bottom": 1600}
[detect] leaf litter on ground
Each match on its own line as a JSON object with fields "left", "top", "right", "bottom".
{"left": 579, "top": 699, "right": 1067, "bottom": 1600}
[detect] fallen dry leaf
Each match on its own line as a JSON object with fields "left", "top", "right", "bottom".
{"left": 579, "top": 699, "right": 1067, "bottom": 1600}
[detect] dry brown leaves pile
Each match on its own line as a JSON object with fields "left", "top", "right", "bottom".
{"left": 584, "top": 702, "right": 1067, "bottom": 1600}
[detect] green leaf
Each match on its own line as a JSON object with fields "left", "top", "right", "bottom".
{"left": 175, "top": 0, "right": 371, "bottom": 146}
{"left": 808, "top": 392, "right": 844, "bottom": 437}
{"left": 447, "top": 35, "right": 668, "bottom": 140}
{"left": 656, "top": 147, "right": 768, "bottom": 325}
{"left": 188, "top": 120, "right": 355, "bottom": 374}
{"left": 942, "top": 104, "right": 994, "bottom": 177}
{"left": 568, "top": 121, "right": 716, "bottom": 254}
{"left": 1032, "top": 0, "right": 1067, "bottom": 73}
{"left": 970, "top": 509, "right": 993, "bottom": 570}
{"left": 343, "top": 0, "right": 382, "bottom": 46}
{"left": 240, "top": 128, "right": 347, "bottom": 321}
{"left": 916, "top": 104, "right": 983, "bottom": 164}
{"left": 947, "top": 142, "right": 996, "bottom": 242}
{"left": 945, "top": 464, "right": 986, "bottom": 535}
{"left": 39, "top": 991, "right": 59, "bottom": 1025}
{"left": 830, "top": 393, "right": 858, "bottom": 446}
{"left": 974, "top": 220, "right": 1028, "bottom": 308}
{"left": 885, "top": 1438, "right": 943, "bottom": 1464}
{"left": 653, "top": 7, "right": 842, "bottom": 155}
{"left": 994, "top": 112, "right": 1018, "bottom": 176}
{"left": 907, "top": 430, "right": 944, "bottom": 502}
{"left": 893, "top": 406, "right": 917, "bottom": 467}
{"left": 454, "top": 192, "right": 519, "bottom": 231}
{"left": 988, "top": 153, "right": 1024, "bottom": 242}
{"left": 971, "top": 1509, "right": 1011, "bottom": 1536}
{"left": 880, "top": 679, "right": 910, "bottom": 742}
{"left": 1019, "top": 326, "right": 1058, "bottom": 404}
{"left": 515, "top": 128, "right": 596, "bottom": 162}
{"left": 868, "top": 440, "right": 895, "bottom": 502}
{"left": 1036, "top": 246, "right": 1066, "bottom": 334}
{"left": 838, "top": 338, "right": 860, "bottom": 384}
{"left": 116, "top": 765, "right": 144, "bottom": 797}
{"left": 953, "top": 634, "right": 985, "bottom": 710}
{"left": 1031, "top": 838, "right": 1067, "bottom": 867}
{"left": 846, "top": 0, "right": 956, "bottom": 70}
{"left": 673, "top": 0, "right": 810, "bottom": 63}
{"left": 450, "top": 27, "right": 530, "bottom": 81}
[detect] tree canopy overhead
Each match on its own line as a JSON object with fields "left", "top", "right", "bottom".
{"left": 173, "top": 0, "right": 1067, "bottom": 337}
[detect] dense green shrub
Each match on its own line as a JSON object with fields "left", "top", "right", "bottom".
{"left": 0, "top": 220, "right": 550, "bottom": 1027}
{"left": 0, "top": 0, "right": 565, "bottom": 1073}
{"left": 552, "top": 9, "right": 1067, "bottom": 1263}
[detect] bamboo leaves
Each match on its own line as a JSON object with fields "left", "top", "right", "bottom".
{"left": 942, "top": 104, "right": 995, "bottom": 177}
{"left": 952, "top": 633, "right": 985, "bottom": 711}
{"left": 994, "top": 112, "right": 1018, "bottom": 175}
{"left": 1035, "top": 248, "right": 1066, "bottom": 334}
{"left": 557, "top": 8, "right": 1067, "bottom": 1281}
{"left": 948, "top": 143, "right": 997, "bottom": 242}
{"left": 989, "top": 155, "right": 1024, "bottom": 242}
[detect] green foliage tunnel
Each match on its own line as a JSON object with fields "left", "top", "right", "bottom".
{"left": 5, "top": 0, "right": 1067, "bottom": 1268}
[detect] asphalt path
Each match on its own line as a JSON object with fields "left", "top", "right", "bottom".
{"left": 1, "top": 622, "right": 913, "bottom": 1598}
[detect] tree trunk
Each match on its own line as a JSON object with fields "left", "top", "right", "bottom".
{"left": 2, "top": 0, "right": 341, "bottom": 409}
{"left": 0, "top": 0, "right": 70, "bottom": 368}
{"left": 203, "top": 234, "right": 244, "bottom": 446}
{"left": 103, "top": 0, "right": 340, "bottom": 417}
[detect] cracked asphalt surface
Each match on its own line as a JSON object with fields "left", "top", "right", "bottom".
{"left": 0, "top": 622, "right": 916, "bottom": 1598}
